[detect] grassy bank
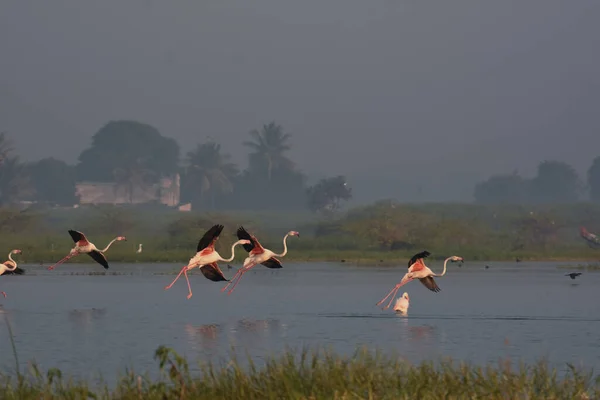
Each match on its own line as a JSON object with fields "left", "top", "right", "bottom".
{"left": 0, "top": 346, "right": 597, "bottom": 399}
{"left": 5, "top": 202, "right": 600, "bottom": 265}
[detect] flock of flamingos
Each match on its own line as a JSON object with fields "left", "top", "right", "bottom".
{"left": 0, "top": 224, "right": 466, "bottom": 314}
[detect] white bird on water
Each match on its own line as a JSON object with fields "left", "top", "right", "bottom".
{"left": 137, "top": 244, "right": 143, "bottom": 253}
{"left": 393, "top": 292, "right": 410, "bottom": 315}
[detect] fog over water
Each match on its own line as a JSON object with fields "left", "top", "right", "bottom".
{"left": 2, "top": 1, "right": 600, "bottom": 202}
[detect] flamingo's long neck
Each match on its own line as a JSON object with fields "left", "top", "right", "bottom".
{"left": 6, "top": 252, "right": 17, "bottom": 271}
{"left": 273, "top": 234, "right": 290, "bottom": 257}
{"left": 220, "top": 240, "right": 246, "bottom": 262}
{"left": 437, "top": 257, "right": 451, "bottom": 276}
{"left": 100, "top": 238, "right": 120, "bottom": 252}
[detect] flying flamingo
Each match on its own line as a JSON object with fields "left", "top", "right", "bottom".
{"left": 579, "top": 227, "right": 600, "bottom": 248}
{"left": 393, "top": 292, "right": 410, "bottom": 315}
{"left": 0, "top": 249, "right": 24, "bottom": 276}
{"left": 163, "top": 224, "right": 251, "bottom": 299}
{"left": 376, "top": 251, "right": 464, "bottom": 309}
{"left": 0, "top": 249, "right": 23, "bottom": 298}
{"left": 221, "top": 226, "right": 299, "bottom": 295}
{"left": 47, "top": 230, "right": 127, "bottom": 270}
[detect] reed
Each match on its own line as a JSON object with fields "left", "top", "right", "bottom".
{"left": 0, "top": 345, "right": 598, "bottom": 399}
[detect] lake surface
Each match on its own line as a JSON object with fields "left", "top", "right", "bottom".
{"left": 0, "top": 260, "right": 598, "bottom": 382}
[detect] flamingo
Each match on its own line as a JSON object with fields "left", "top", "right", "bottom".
{"left": 163, "top": 224, "right": 251, "bottom": 299}
{"left": 0, "top": 249, "right": 23, "bottom": 298}
{"left": 376, "top": 251, "right": 464, "bottom": 309}
{"left": 47, "top": 230, "right": 127, "bottom": 270}
{"left": 579, "top": 227, "right": 600, "bottom": 248}
{"left": 221, "top": 226, "right": 299, "bottom": 295}
{"left": 0, "top": 249, "right": 24, "bottom": 276}
{"left": 393, "top": 292, "right": 410, "bottom": 315}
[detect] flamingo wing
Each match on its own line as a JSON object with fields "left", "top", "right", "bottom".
{"left": 87, "top": 250, "right": 109, "bottom": 269}
{"left": 1, "top": 263, "right": 25, "bottom": 275}
{"left": 199, "top": 262, "right": 229, "bottom": 282}
{"left": 236, "top": 226, "right": 264, "bottom": 253}
{"left": 261, "top": 257, "right": 283, "bottom": 269}
{"left": 408, "top": 250, "right": 431, "bottom": 268}
{"left": 196, "top": 224, "right": 224, "bottom": 252}
{"left": 68, "top": 230, "right": 88, "bottom": 244}
{"left": 419, "top": 276, "right": 441, "bottom": 292}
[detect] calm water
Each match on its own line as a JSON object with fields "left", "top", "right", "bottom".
{"left": 0, "top": 261, "right": 598, "bottom": 381}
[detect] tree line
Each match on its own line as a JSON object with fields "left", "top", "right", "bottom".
{"left": 0, "top": 121, "right": 352, "bottom": 212}
{"left": 474, "top": 159, "right": 600, "bottom": 204}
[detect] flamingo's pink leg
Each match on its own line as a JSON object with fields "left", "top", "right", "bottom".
{"left": 47, "top": 253, "right": 77, "bottom": 271}
{"left": 376, "top": 284, "right": 400, "bottom": 307}
{"left": 164, "top": 266, "right": 188, "bottom": 290}
{"left": 223, "top": 263, "right": 257, "bottom": 294}
{"left": 221, "top": 265, "right": 248, "bottom": 292}
{"left": 376, "top": 276, "right": 413, "bottom": 308}
{"left": 1, "top": 291, "right": 6, "bottom": 298}
{"left": 384, "top": 287, "right": 403, "bottom": 310}
{"left": 184, "top": 270, "right": 193, "bottom": 299}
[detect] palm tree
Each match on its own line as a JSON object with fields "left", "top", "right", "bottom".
{"left": 185, "top": 141, "right": 239, "bottom": 209}
{"left": 243, "top": 122, "right": 294, "bottom": 182}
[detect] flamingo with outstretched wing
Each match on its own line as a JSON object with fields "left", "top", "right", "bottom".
{"left": 376, "top": 251, "right": 463, "bottom": 309}
{"left": 221, "top": 226, "right": 299, "bottom": 295}
{"left": 164, "top": 224, "right": 250, "bottom": 299}
{"left": 48, "top": 230, "right": 126, "bottom": 270}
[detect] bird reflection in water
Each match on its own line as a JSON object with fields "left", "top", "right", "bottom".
{"left": 408, "top": 325, "right": 436, "bottom": 341}
{"left": 185, "top": 323, "right": 220, "bottom": 350}
{"left": 235, "top": 318, "right": 281, "bottom": 334}
{"left": 68, "top": 308, "right": 107, "bottom": 328}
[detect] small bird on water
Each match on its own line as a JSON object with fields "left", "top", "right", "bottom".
{"left": 565, "top": 272, "right": 582, "bottom": 280}
{"left": 393, "top": 292, "right": 410, "bottom": 315}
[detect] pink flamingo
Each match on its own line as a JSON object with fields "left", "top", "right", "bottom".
{"left": 0, "top": 249, "right": 24, "bottom": 276}
{"left": 47, "top": 230, "right": 126, "bottom": 270}
{"left": 393, "top": 292, "right": 410, "bottom": 315}
{"left": 164, "top": 224, "right": 251, "bottom": 299}
{"left": 376, "top": 251, "right": 464, "bottom": 310}
{"left": 0, "top": 249, "right": 23, "bottom": 298}
{"left": 221, "top": 226, "right": 299, "bottom": 295}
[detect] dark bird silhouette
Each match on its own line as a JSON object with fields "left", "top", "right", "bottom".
{"left": 565, "top": 272, "right": 582, "bottom": 280}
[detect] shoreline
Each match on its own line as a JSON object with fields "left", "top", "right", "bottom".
{"left": 15, "top": 253, "right": 600, "bottom": 265}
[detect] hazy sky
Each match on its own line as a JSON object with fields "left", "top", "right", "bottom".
{"left": 2, "top": 1, "right": 599, "bottom": 202}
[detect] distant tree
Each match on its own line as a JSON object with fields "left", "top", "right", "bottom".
{"left": 231, "top": 122, "right": 306, "bottom": 210}
{"left": 0, "top": 132, "right": 33, "bottom": 205}
{"left": 244, "top": 122, "right": 294, "bottom": 182}
{"left": 77, "top": 121, "right": 180, "bottom": 186}
{"left": 306, "top": 175, "right": 352, "bottom": 214}
{"left": 530, "top": 160, "right": 580, "bottom": 203}
{"left": 587, "top": 156, "right": 600, "bottom": 202}
{"left": 473, "top": 172, "right": 530, "bottom": 204}
{"left": 25, "top": 158, "right": 77, "bottom": 206}
{"left": 182, "top": 141, "right": 239, "bottom": 209}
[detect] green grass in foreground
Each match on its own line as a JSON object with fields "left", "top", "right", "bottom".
{"left": 0, "top": 346, "right": 598, "bottom": 399}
